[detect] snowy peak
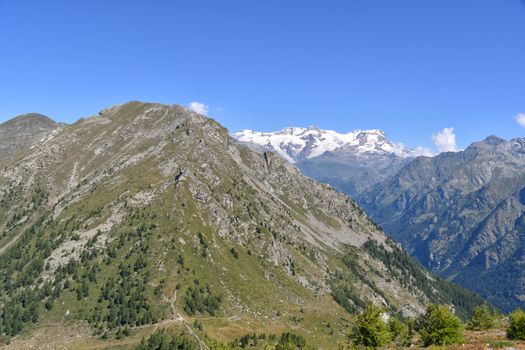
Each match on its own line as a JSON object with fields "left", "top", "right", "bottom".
{"left": 232, "top": 126, "right": 415, "bottom": 163}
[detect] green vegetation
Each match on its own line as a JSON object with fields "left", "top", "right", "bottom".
{"left": 363, "top": 239, "right": 485, "bottom": 319}
{"left": 206, "top": 332, "right": 311, "bottom": 350}
{"left": 467, "top": 303, "right": 496, "bottom": 331}
{"left": 330, "top": 276, "right": 366, "bottom": 315}
{"left": 330, "top": 248, "right": 382, "bottom": 314}
{"left": 230, "top": 247, "right": 239, "bottom": 259}
{"left": 276, "top": 332, "right": 309, "bottom": 350}
{"left": 488, "top": 340, "right": 515, "bottom": 348}
{"left": 135, "top": 329, "right": 197, "bottom": 350}
{"left": 347, "top": 304, "right": 391, "bottom": 348}
{"left": 81, "top": 224, "right": 160, "bottom": 335}
{"left": 0, "top": 214, "right": 61, "bottom": 336}
{"left": 388, "top": 317, "right": 412, "bottom": 347}
{"left": 90, "top": 271, "right": 156, "bottom": 330}
{"left": 416, "top": 304, "right": 463, "bottom": 346}
{"left": 183, "top": 281, "right": 222, "bottom": 316}
{"left": 339, "top": 302, "right": 478, "bottom": 348}
{"left": 236, "top": 333, "right": 260, "bottom": 348}
{"left": 507, "top": 309, "right": 525, "bottom": 340}
{"left": 342, "top": 304, "right": 415, "bottom": 348}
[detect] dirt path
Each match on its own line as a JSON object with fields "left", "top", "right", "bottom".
{"left": 163, "top": 289, "right": 208, "bottom": 350}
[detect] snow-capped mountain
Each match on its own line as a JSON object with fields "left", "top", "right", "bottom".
{"left": 232, "top": 126, "right": 417, "bottom": 163}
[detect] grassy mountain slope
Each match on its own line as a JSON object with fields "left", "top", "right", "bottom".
{"left": 0, "top": 102, "right": 483, "bottom": 348}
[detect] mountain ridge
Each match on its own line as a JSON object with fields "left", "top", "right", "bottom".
{"left": 357, "top": 134, "right": 525, "bottom": 312}
{"left": 0, "top": 113, "right": 63, "bottom": 162}
{"left": 0, "top": 101, "right": 483, "bottom": 348}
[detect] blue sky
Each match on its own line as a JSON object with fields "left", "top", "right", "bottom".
{"left": 0, "top": 0, "right": 524, "bottom": 152}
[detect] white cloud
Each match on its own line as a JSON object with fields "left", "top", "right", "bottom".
{"left": 432, "top": 127, "right": 460, "bottom": 153}
{"left": 515, "top": 113, "right": 525, "bottom": 128}
{"left": 413, "top": 146, "right": 435, "bottom": 157}
{"left": 188, "top": 101, "right": 209, "bottom": 115}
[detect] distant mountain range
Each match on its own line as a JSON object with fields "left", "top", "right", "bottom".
{"left": 232, "top": 127, "right": 424, "bottom": 197}
{"left": 233, "top": 127, "right": 419, "bottom": 163}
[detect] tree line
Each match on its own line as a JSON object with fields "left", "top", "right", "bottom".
{"left": 340, "top": 302, "right": 525, "bottom": 349}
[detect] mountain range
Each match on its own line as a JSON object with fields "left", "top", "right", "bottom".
{"left": 359, "top": 136, "right": 525, "bottom": 312}
{"left": 236, "top": 126, "right": 525, "bottom": 312}
{"left": 232, "top": 127, "right": 423, "bottom": 197}
{"left": 232, "top": 127, "right": 418, "bottom": 163}
{"left": 0, "top": 103, "right": 481, "bottom": 348}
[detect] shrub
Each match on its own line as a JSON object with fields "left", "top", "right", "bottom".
{"left": 349, "top": 304, "right": 391, "bottom": 348}
{"left": 135, "top": 329, "right": 197, "bottom": 350}
{"left": 467, "top": 303, "right": 495, "bottom": 331}
{"left": 507, "top": 309, "right": 525, "bottom": 340}
{"left": 276, "top": 332, "right": 308, "bottom": 350}
{"left": 388, "top": 317, "right": 412, "bottom": 346}
{"left": 417, "top": 304, "right": 462, "bottom": 346}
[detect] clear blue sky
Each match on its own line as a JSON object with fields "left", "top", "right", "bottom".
{"left": 1, "top": 0, "right": 524, "bottom": 151}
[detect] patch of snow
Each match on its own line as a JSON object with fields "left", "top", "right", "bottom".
{"left": 232, "top": 126, "right": 416, "bottom": 162}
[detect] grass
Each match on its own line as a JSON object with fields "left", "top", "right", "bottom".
{"left": 7, "top": 314, "right": 525, "bottom": 350}
{"left": 488, "top": 340, "right": 515, "bottom": 348}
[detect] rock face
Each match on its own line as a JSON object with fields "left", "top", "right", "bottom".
{"left": 233, "top": 127, "right": 422, "bottom": 197}
{"left": 297, "top": 147, "right": 413, "bottom": 198}
{"left": 0, "top": 102, "right": 482, "bottom": 347}
{"left": 0, "top": 113, "right": 62, "bottom": 161}
{"left": 359, "top": 136, "right": 525, "bottom": 311}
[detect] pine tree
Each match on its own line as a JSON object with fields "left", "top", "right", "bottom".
{"left": 276, "top": 332, "right": 308, "bottom": 350}
{"left": 508, "top": 309, "right": 525, "bottom": 340}
{"left": 348, "top": 304, "right": 391, "bottom": 348}
{"left": 417, "top": 304, "right": 462, "bottom": 346}
{"left": 467, "top": 303, "right": 495, "bottom": 331}
{"left": 388, "top": 317, "right": 412, "bottom": 346}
